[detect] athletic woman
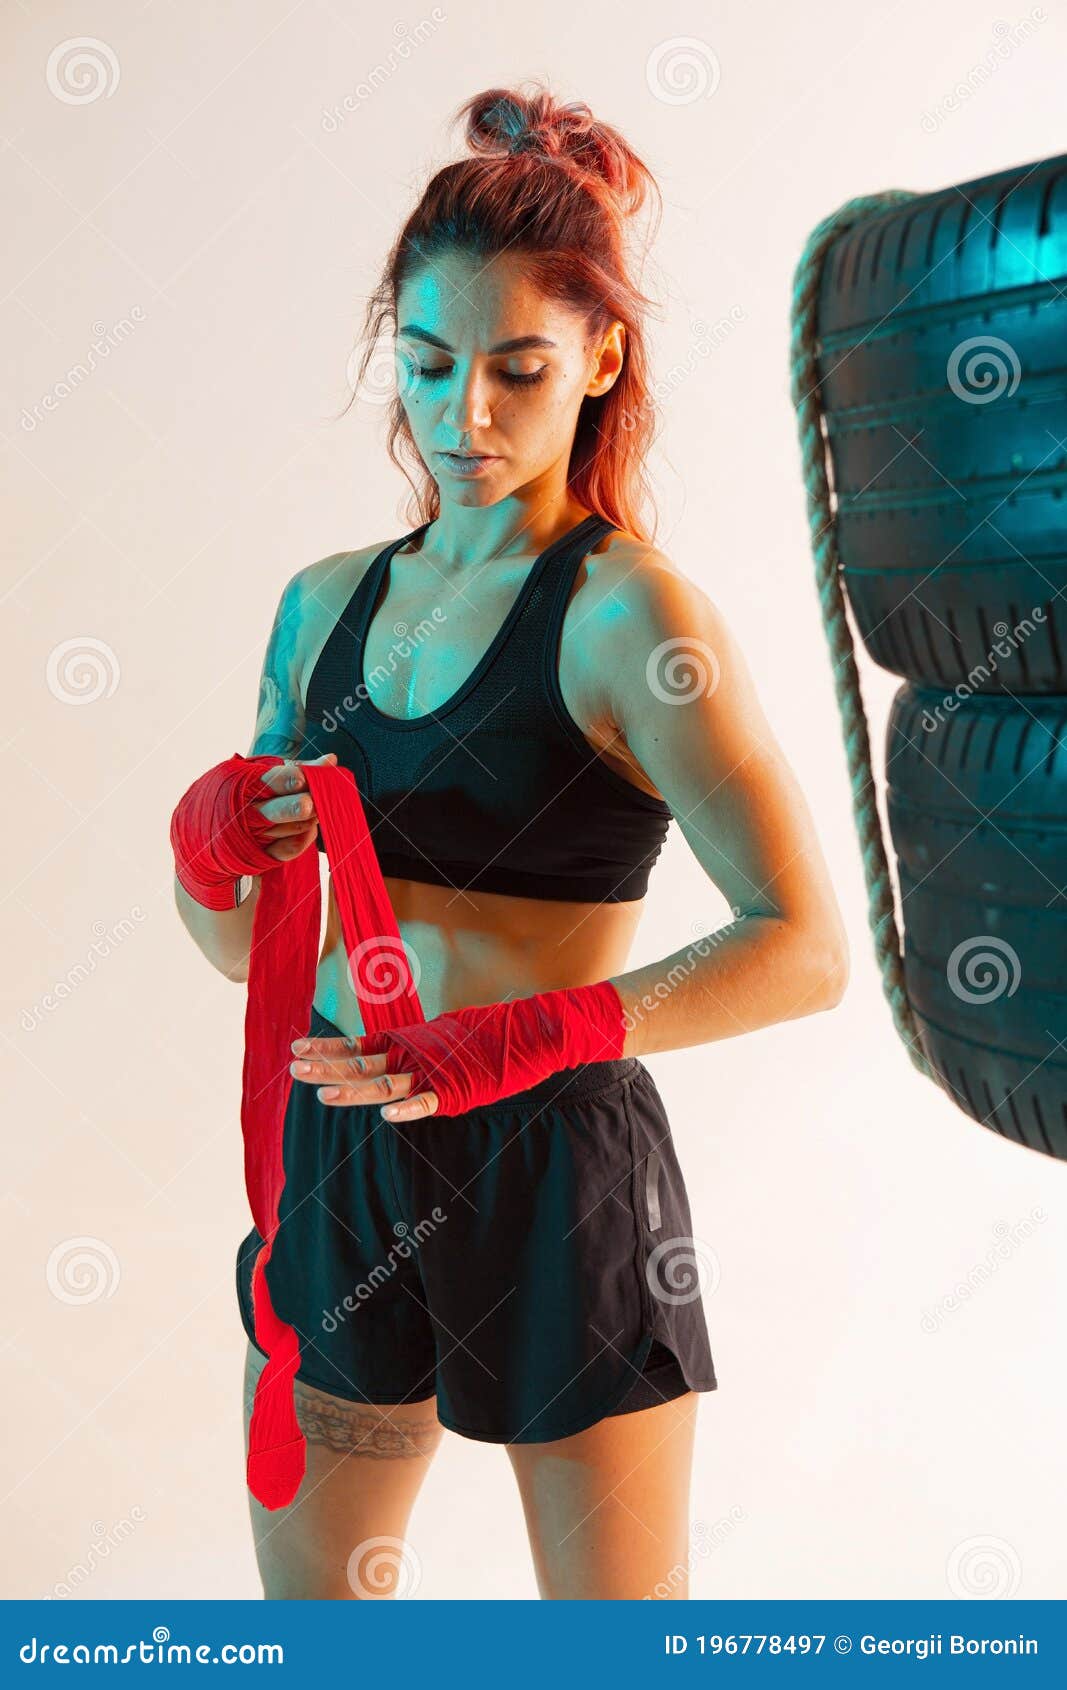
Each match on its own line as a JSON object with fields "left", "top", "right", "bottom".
{"left": 173, "top": 83, "right": 848, "bottom": 1600}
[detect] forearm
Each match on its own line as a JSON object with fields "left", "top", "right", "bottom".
{"left": 173, "top": 872, "right": 260, "bottom": 981}
{"left": 609, "top": 911, "right": 848, "bottom": 1059}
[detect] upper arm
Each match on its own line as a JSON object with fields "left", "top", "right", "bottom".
{"left": 594, "top": 552, "right": 848, "bottom": 961}
{"left": 248, "top": 570, "right": 311, "bottom": 759}
{"left": 247, "top": 544, "right": 387, "bottom": 759}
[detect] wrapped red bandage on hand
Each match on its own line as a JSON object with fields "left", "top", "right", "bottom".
{"left": 170, "top": 753, "right": 282, "bottom": 909}
{"left": 358, "top": 978, "right": 628, "bottom": 1116}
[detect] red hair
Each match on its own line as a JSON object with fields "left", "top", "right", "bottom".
{"left": 346, "top": 80, "right": 664, "bottom": 543}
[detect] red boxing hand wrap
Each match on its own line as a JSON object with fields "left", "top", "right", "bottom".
{"left": 359, "top": 978, "right": 628, "bottom": 1117}
{"left": 170, "top": 754, "right": 281, "bottom": 909}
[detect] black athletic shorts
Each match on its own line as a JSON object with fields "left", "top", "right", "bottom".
{"left": 236, "top": 1005, "right": 718, "bottom": 1443}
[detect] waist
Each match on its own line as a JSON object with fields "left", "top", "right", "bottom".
{"left": 317, "top": 877, "right": 640, "bottom": 1029}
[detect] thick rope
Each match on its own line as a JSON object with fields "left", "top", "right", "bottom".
{"left": 789, "top": 192, "right": 932, "bottom": 1080}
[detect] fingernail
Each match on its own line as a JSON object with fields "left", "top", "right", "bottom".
{"left": 291, "top": 1061, "right": 311, "bottom": 1075}
{"left": 319, "top": 1087, "right": 339, "bottom": 1102}
{"left": 291, "top": 1039, "right": 308, "bottom": 1053}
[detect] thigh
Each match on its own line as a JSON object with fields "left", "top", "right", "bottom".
{"left": 507, "top": 1390, "right": 700, "bottom": 1600}
{"left": 241, "top": 1341, "right": 443, "bottom": 1599}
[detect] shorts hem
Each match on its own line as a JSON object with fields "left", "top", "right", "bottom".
{"left": 240, "top": 1293, "right": 717, "bottom": 1434}
{"left": 434, "top": 1330, "right": 719, "bottom": 1446}
{"left": 237, "top": 1252, "right": 436, "bottom": 1408}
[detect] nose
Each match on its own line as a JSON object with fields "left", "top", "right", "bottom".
{"left": 443, "top": 363, "right": 495, "bottom": 438}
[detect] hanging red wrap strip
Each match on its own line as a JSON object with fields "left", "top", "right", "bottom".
{"left": 176, "top": 754, "right": 425, "bottom": 1510}
{"left": 171, "top": 753, "right": 626, "bottom": 1507}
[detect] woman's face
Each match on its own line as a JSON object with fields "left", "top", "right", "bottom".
{"left": 394, "top": 248, "right": 624, "bottom": 505}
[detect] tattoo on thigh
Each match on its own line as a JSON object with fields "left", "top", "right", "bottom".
{"left": 243, "top": 1356, "right": 439, "bottom": 1458}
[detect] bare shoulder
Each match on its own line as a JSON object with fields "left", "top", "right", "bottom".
{"left": 248, "top": 539, "right": 391, "bottom": 757}
{"left": 297, "top": 540, "right": 388, "bottom": 626}
{"left": 555, "top": 527, "right": 710, "bottom": 803}
{"left": 584, "top": 527, "right": 718, "bottom": 628}
{"left": 576, "top": 526, "right": 775, "bottom": 755}
{"left": 294, "top": 539, "right": 395, "bottom": 689}
{"left": 569, "top": 526, "right": 733, "bottom": 685}
{"left": 559, "top": 522, "right": 770, "bottom": 775}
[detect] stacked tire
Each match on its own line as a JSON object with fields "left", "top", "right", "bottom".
{"left": 813, "top": 150, "right": 1067, "bottom": 1158}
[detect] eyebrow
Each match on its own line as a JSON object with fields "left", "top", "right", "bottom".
{"left": 397, "top": 325, "right": 558, "bottom": 355}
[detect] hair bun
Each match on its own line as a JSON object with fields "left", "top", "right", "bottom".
{"left": 460, "top": 82, "right": 649, "bottom": 215}
{"left": 466, "top": 89, "right": 538, "bottom": 154}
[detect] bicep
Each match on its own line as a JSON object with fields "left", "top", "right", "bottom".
{"left": 248, "top": 573, "right": 309, "bottom": 759}
{"left": 607, "top": 572, "right": 842, "bottom": 935}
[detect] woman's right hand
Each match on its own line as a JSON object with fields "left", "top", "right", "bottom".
{"left": 253, "top": 752, "right": 339, "bottom": 863}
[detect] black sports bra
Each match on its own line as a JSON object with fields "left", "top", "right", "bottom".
{"left": 302, "top": 512, "right": 672, "bottom": 902}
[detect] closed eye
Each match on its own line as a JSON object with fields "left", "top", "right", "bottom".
{"left": 417, "top": 366, "right": 548, "bottom": 388}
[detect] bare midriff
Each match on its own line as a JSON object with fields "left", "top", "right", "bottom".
{"left": 312, "top": 872, "right": 643, "bottom": 1037}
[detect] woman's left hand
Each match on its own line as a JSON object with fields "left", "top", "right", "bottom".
{"left": 288, "top": 1032, "right": 440, "bottom": 1121}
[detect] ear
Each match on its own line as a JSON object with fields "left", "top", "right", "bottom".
{"left": 586, "top": 321, "right": 626, "bottom": 398}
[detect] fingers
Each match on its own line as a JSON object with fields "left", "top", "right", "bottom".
{"left": 256, "top": 752, "right": 339, "bottom": 794}
{"left": 263, "top": 822, "right": 318, "bottom": 860}
{"left": 289, "top": 1038, "right": 399, "bottom": 1090}
{"left": 256, "top": 752, "right": 338, "bottom": 830}
{"left": 291, "top": 1033, "right": 366, "bottom": 1062}
{"left": 261, "top": 790, "right": 315, "bottom": 827}
{"left": 287, "top": 1036, "right": 438, "bottom": 1113}
{"left": 287, "top": 1036, "right": 441, "bottom": 1118}
{"left": 380, "top": 1090, "right": 441, "bottom": 1122}
{"left": 289, "top": 1036, "right": 392, "bottom": 1084}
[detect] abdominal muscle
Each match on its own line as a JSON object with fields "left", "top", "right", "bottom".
{"left": 311, "top": 872, "right": 643, "bottom": 1039}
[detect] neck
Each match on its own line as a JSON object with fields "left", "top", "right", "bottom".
{"left": 406, "top": 485, "right": 591, "bottom": 571}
